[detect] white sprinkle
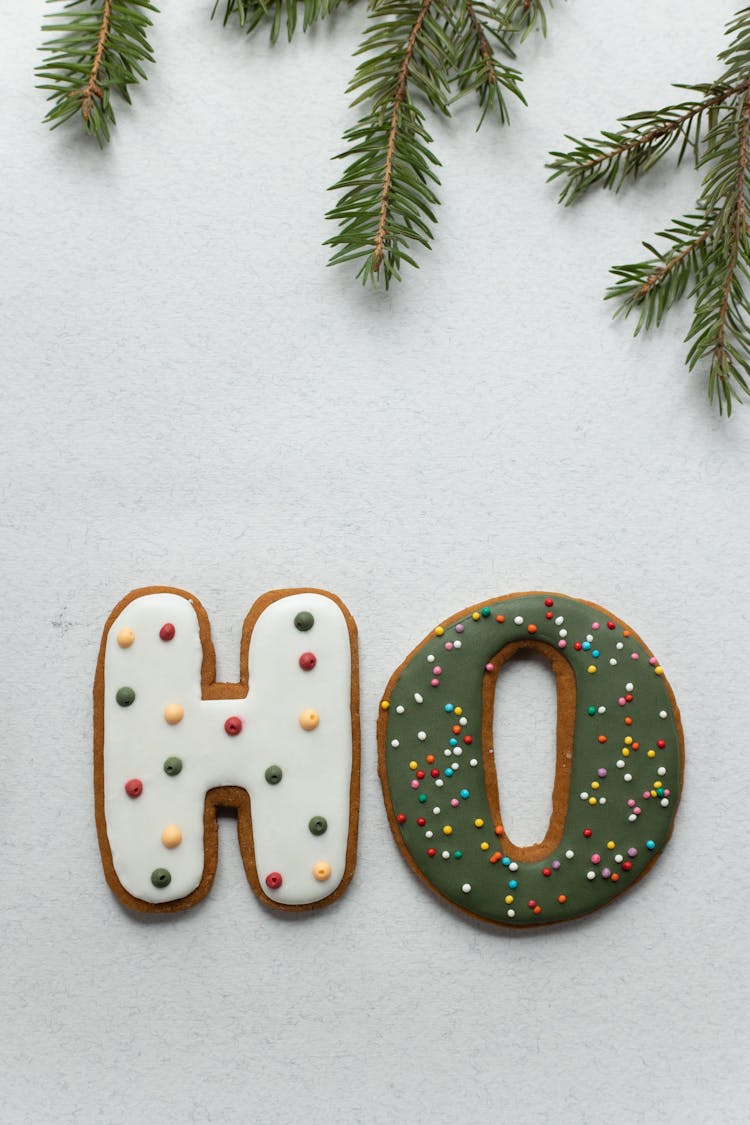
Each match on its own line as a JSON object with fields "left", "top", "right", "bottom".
{"left": 580, "top": 791, "right": 589, "bottom": 800}
{"left": 628, "top": 814, "right": 637, "bottom": 822}
{"left": 391, "top": 739, "right": 400, "bottom": 748}
{"left": 507, "top": 909, "right": 516, "bottom": 918}
{"left": 453, "top": 747, "right": 463, "bottom": 756}
{"left": 454, "top": 640, "right": 462, "bottom": 649}
{"left": 432, "top": 807, "right": 441, "bottom": 815}
{"left": 555, "top": 616, "right": 564, "bottom": 625}
{"left": 396, "top": 705, "right": 405, "bottom": 714}
{"left": 599, "top": 797, "right": 606, "bottom": 805}
{"left": 661, "top": 798, "right": 669, "bottom": 807}
{"left": 626, "top": 682, "right": 634, "bottom": 692}
{"left": 442, "top": 851, "right": 450, "bottom": 859}
{"left": 451, "top": 762, "right": 460, "bottom": 772}
{"left": 509, "top": 862, "right": 518, "bottom": 872}
{"left": 615, "top": 854, "right": 623, "bottom": 863}
{"left": 425, "top": 831, "right": 433, "bottom": 838}
{"left": 659, "top": 710, "right": 667, "bottom": 719}
{"left": 609, "top": 658, "right": 617, "bottom": 666}
{"left": 435, "top": 779, "right": 444, "bottom": 788}
{"left": 414, "top": 693, "right": 423, "bottom": 704}
{"left": 427, "top": 654, "right": 435, "bottom": 664}
{"left": 559, "top": 628, "right": 568, "bottom": 638}
{"left": 657, "top": 766, "right": 666, "bottom": 776}
{"left": 565, "top": 849, "right": 574, "bottom": 859}
{"left": 598, "top": 706, "right": 606, "bottom": 714}
{"left": 587, "top": 871, "right": 596, "bottom": 881}
{"left": 459, "top": 716, "right": 468, "bottom": 726}
{"left": 444, "top": 748, "right": 452, "bottom": 757}
{"left": 417, "top": 731, "right": 427, "bottom": 741}
{"left": 616, "top": 642, "right": 624, "bottom": 650}
{"left": 462, "top": 883, "right": 472, "bottom": 893}
{"left": 624, "top": 773, "right": 632, "bottom": 782}
{"left": 469, "top": 758, "right": 478, "bottom": 767}
{"left": 586, "top": 634, "right": 593, "bottom": 642}
{"left": 514, "top": 616, "right": 524, "bottom": 625}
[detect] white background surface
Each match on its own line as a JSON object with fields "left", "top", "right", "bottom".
{"left": 2, "top": 1, "right": 749, "bottom": 1122}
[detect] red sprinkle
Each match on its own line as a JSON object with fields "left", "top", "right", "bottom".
{"left": 427, "top": 848, "right": 436, "bottom": 858}
{"left": 542, "top": 868, "right": 552, "bottom": 877}
{"left": 463, "top": 735, "right": 473, "bottom": 745}
{"left": 159, "top": 623, "right": 175, "bottom": 641}
{"left": 657, "top": 740, "right": 666, "bottom": 749}
{"left": 124, "top": 778, "right": 143, "bottom": 798}
{"left": 544, "top": 599, "right": 554, "bottom": 607}
{"left": 299, "top": 652, "right": 317, "bottom": 671}
{"left": 224, "top": 716, "right": 243, "bottom": 736}
{"left": 417, "top": 817, "right": 426, "bottom": 827}
{"left": 265, "top": 872, "right": 283, "bottom": 890}
{"left": 583, "top": 828, "right": 593, "bottom": 838}
{"left": 607, "top": 621, "right": 616, "bottom": 630}
{"left": 396, "top": 813, "right": 406, "bottom": 824}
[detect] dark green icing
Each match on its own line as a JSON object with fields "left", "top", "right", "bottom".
{"left": 151, "top": 867, "right": 171, "bottom": 888}
{"left": 308, "top": 815, "right": 328, "bottom": 836}
{"left": 116, "top": 686, "right": 135, "bottom": 707}
{"left": 265, "top": 764, "right": 283, "bottom": 785}
{"left": 380, "top": 594, "right": 683, "bottom": 926}
{"left": 163, "top": 756, "right": 182, "bottom": 777}
{"left": 294, "top": 611, "right": 314, "bottom": 632}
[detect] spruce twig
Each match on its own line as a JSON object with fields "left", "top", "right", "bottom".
{"left": 548, "top": 6, "right": 750, "bottom": 414}
{"left": 212, "top": 0, "right": 352, "bottom": 43}
{"left": 37, "top": 0, "right": 157, "bottom": 146}
{"left": 326, "top": 0, "right": 558, "bottom": 287}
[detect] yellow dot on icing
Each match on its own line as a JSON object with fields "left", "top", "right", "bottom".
{"left": 654, "top": 666, "right": 664, "bottom": 676}
{"left": 380, "top": 700, "right": 390, "bottom": 711}
{"left": 454, "top": 707, "right": 462, "bottom": 717}
{"left": 443, "top": 825, "right": 453, "bottom": 836}
{"left": 505, "top": 894, "right": 514, "bottom": 905}
{"left": 313, "top": 862, "right": 332, "bottom": 882}
{"left": 472, "top": 612, "right": 480, "bottom": 621}
{"left": 480, "top": 842, "right": 489, "bottom": 851}
{"left": 607, "top": 840, "right": 615, "bottom": 849}
{"left": 435, "top": 626, "right": 444, "bottom": 637}
{"left": 299, "top": 709, "right": 320, "bottom": 731}
{"left": 588, "top": 796, "right": 597, "bottom": 806}
{"left": 623, "top": 748, "right": 630, "bottom": 757}
{"left": 161, "top": 824, "right": 182, "bottom": 848}
{"left": 587, "top": 665, "right": 597, "bottom": 674}
{"left": 624, "top": 736, "right": 633, "bottom": 746}
{"left": 117, "top": 628, "right": 135, "bottom": 648}
{"left": 647, "top": 749, "right": 656, "bottom": 758}
{"left": 474, "top": 818, "right": 484, "bottom": 828}
{"left": 409, "top": 760, "right": 418, "bottom": 770}
{"left": 591, "top": 781, "right": 600, "bottom": 790}
{"left": 164, "top": 703, "right": 184, "bottom": 725}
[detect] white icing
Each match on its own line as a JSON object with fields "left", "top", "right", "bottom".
{"left": 102, "top": 592, "right": 355, "bottom": 907}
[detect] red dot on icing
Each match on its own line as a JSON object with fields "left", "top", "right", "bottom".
{"left": 265, "top": 872, "right": 283, "bottom": 890}
{"left": 544, "top": 598, "right": 554, "bottom": 607}
{"left": 583, "top": 828, "right": 593, "bottom": 838}
{"left": 159, "top": 623, "right": 176, "bottom": 641}
{"left": 224, "top": 716, "right": 243, "bottom": 736}
{"left": 124, "top": 778, "right": 143, "bottom": 798}
{"left": 396, "top": 813, "right": 406, "bottom": 824}
{"left": 299, "top": 652, "right": 317, "bottom": 671}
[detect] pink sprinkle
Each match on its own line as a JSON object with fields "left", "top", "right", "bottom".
{"left": 643, "top": 791, "right": 650, "bottom": 799}
{"left": 451, "top": 798, "right": 459, "bottom": 807}
{"left": 552, "top": 860, "right": 561, "bottom": 870}
{"left": 485, "top": 662, "right": 494, "bottom": 672}
{"left": 410, "top": 780, "right": 419, "bottom": 789}
{"left": 592, "top": 622, "right": 600, "bottom": 630}
{"left": 591, "top": 853, "right": 601, "bottom": 864}
{"left": 631, "top": 653, "right": 639, "bottom": 660}
{"left": 618, "top": 697, "right": 626, "bottom": 706}
{"left": 649, "top": 656, "right": 658, "bottom": 666}
{"left": 434, "top": 666, "right": 442, "bottom": 675}
{"left": 664, "top": 789, "right": 671, "bottom": 796}
{"left": 455, "top": 624, "right": 465, "bottom": 634}
{"left": 430, "top": 679, "right": 440, "bottom": 687}
{"left": 444, "top": 642, "right": 453, "bottom": 651}
{"left": 634, "top": 807, "right": 642, "bottom": 815}
{"left": 558, "top": 640, "right": 567, "bottom": 649}
{"left": 598, "top": 768, "right": 607, "bottom": 778}
{"left": 627, "top": 799, "right": 636, "bottom": 808}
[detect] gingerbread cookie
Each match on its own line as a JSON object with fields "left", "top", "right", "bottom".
{"left": 379, "top": 592, "right": 683, "bottom": 926}
{"left": 94, "top": 587, "right": 360, "bottom": 913}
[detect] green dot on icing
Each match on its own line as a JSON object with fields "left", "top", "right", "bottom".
{"left": 151, "top": 868, "right": 171, "bottom": 888}
{"left": 294, "top": 611, "right": 314, "bottom": 632}
{"left": 116, "top": 686, "right": 135, "bottom": 707}
{"left": 163, "top": 756, "right": 183, "bottom": 776}
{"left": 587, "top": 706, "right": 596, "bottom": 716}
{"left": 308, "top": 816, "right": 328, "bottom": 836}
{"left": 265, "top": 765, "right": 283, "bottom": 785}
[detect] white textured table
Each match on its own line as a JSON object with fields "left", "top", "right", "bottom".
{"left": 2, "top": 2, "right": 748, "bottom": 1122}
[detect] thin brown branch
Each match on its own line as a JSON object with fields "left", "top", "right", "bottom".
{"left": 373, "top": 0, "right": 435, "bottom": 272}
{"left": 465, "top": 0, "right": 496, "bottom": 86}
{"left": 80, "top": 0, "right": 113, "bottom": 120}
{"left": 575, "top": 80, "right": 750, "bottom": 176}
{"left": 714, "top": 90, "right": 750, "bottom": 381}
{"left": 636, "top": 225, "right": 714, "bottom": 300}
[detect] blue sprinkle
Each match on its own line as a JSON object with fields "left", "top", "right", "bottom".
{"left": 582, "top": 641, "right": 591, "bottom": 651}
{"left": 592, "top": 649, "right": 600, "bottom": 658}
{"left": 646, "top": 839, "right": 656, "bottom": 850}
{"left": 460, "top": 788, "right": 469, "bottom": 799}
{"left": 449, "top": 738, "right": 458, "bottom": 747}
{"left": 502, "top": 857, "right": 511, "bottom": 867}
{"left": 444, "top": 768, "right": 454, "bottom": 778}
{"left": 444, "top": 703, "right": 454, "bottom": 713}
{"left": 509, "top": 879, "right": 518, "bottom": 889}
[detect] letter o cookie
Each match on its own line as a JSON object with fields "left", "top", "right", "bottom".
{"left": 378, "top": 592, "right": 684, "bottom": 926}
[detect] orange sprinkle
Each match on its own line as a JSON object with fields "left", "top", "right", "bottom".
{"left": 452, "top": 725, "right": 461, "bottom": 734}
{"left": 624, "top": 716, "right": 633, "bottom": 726}
{"left": 557, "top": 894, "right": 567, "bottom": 904}
{"left": 426, "top": 754, "right": 435, "bottom": 764}
{"left": 598, "top": 735, "right": 607, "bottom": 744}
{"left": 496, "top": 614, "right": 505, "bottom": 623}
{"left": 533, "top": 905, "right": 542, "bottom": 915}
{"left": 489, "top": 852, "right": 502, "bottom": 864}
{"left": 527, "top": 624, "right": 538, "bottom": 634}
{"left": 611, "top": 873, "right": 620, "bottom": 882}
{"left": 494, "top": 824, "right": 504, "bottom": 836}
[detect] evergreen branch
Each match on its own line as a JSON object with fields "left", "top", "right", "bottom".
{"left": 549, "top": 5, "right": 750, "bottom": 413}
{"left": 498, "top": 0, "right": 552, "bottom": 41}
{"left": 451, "top": 1, "right": 526, "bottom": 127}
{"left": 325, "top": 0, "right": 452, "bottom": 287}
{"left": 37, "top": 0, "right": 157, "bottom": 145}
{"left": 548, "top": 83, "right": 748, "bottom": 205}
{"left": 211, "top": 0, "right": 351, "bottom": 43}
